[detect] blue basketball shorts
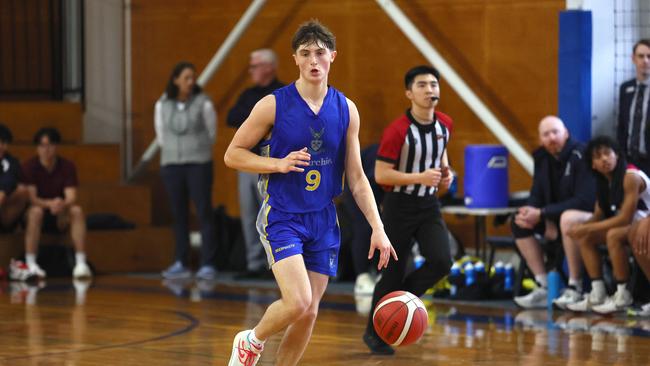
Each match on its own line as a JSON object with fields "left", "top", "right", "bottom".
{"left": 256, "top": 200, "right": 340, "bottom": 277}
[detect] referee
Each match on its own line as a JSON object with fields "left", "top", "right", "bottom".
{"left": 363, "top": 65, "right": 454, "bottom": 355}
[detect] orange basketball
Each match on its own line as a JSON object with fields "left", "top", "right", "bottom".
{"left": 372, "top": 290, "right": 428, "bottom": 347}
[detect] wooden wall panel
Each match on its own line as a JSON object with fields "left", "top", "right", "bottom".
{"left": 131, "top": 0, "right": 564, "bottom": 219}
{"left": 0, "top": 0, "right": 54, "bottom": 96}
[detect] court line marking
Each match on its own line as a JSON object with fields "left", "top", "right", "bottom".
{"left": 1, "top": 310, "right": 200, "bottom": 361}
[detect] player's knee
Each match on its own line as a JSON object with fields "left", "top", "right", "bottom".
{"left": 606, "top": 230, "right": 623, "bottom": 249}
{"left": 70, "top": 205, "right": 84, "bottom": 218}
{"left": 286, "top": 293, "right": 312, "bottom": 318}
{"left": 301, "top": 303, "right": 319, "bottom": 322}
{"left": 559, "top": 211, "right": 574, "bottom": 233}
{"left": 27, "top": 206, "right": 44, "bottom": 221}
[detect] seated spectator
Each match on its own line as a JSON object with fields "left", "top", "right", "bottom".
{"left": 21, "top": 127, "right": 91, "bottom": 279}
{"left": 566, "top": 136, "right": 647, "bottom": 313}
{"left": 513, "top": 116, "right": 596, "bottom": 309}
{"left": 0, "top": 123, "right": 28, "bottom": 230}
{"left": 626, "top": 214, "right": 650, "bottom": 316}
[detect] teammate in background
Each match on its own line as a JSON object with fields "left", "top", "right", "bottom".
{"left": 224, "top": 20, "right": 397, "bottom": 366}
{"left": 22, "top": 128, "right": 91, "bottom": 279}
{"left": 363, "top": 65, "right": 454, "bottom": 355}
{"left": 565, "top": 136, "right": 647, "bottom": 313}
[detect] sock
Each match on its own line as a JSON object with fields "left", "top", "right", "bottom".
{"left": 592, "top": 279, "right": 606, "bottom": 297}
{"left": 535, "top": 274, "right": 548, "bottom": 288}
{"left": 568, "top": 278, "right": 582, "bottom": 293}
{"left": 26, "top": 253, "right": 37, "bottom": 268}
{"left": 249, "top": 328, "right": 265, "bottom": 348}
{"left": 75, "top": 252, "right": 87, "bottom": 265}
{"left": 616, "top": 282, "right": 627, "bottom": 294}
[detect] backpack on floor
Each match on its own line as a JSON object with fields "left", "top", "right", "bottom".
{"left": 213, "top": 205, "right": 246, "bottom": 271}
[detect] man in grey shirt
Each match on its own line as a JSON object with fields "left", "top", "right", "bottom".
{"left": 227, "top": 49, "right": 284, "bottom": 278}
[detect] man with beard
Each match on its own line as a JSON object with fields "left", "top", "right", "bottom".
{"left": 513, "top": 116, "right": 596, "bottom": 309}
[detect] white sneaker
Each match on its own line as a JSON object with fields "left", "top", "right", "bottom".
{"left": 228, "top": 330, "right": 263, "bottom": 366}
{"left": 514, "top": 287, "right": 548, "bottom": 309}
{"left": 627, "top": 302, "right": 650, "bottom": 317}
{"left": 567, "top": 290, "right": 606, "bottom": 312}
{"left": 553, "top": 287, "right": 583, "bottom": 309}
{"left": 593, "top": 289, "right": 633, "bottom": 315}
{"left": 73, "top": 262, "right": 92, "bottom": 279}
{"left": 9, "top": 259, "right": 37, "bottom": 281}
{"left": 354, "top": 273, "right": 375, "bottom": 295}
{"left": 354, "top": 294, "right": 372, "bottom": 316}
{"left": 28, "top": 263, "right": 46, "bottom": 279}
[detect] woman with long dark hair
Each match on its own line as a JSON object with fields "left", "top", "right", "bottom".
{"left": 565, "top": 136, "right": 650, "bottom": 313}
{"left": 155, "top": 61, "right": 217, "bottom": 280}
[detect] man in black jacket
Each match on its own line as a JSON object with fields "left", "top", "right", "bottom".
{"left": 617, "top": 39, "right": 650, "bottom": 174}
{"left": 513, "top": 116, "right": 596, "bottom": 309}
{"left": 227, "top": 49, "right": 284, "bottom": 278}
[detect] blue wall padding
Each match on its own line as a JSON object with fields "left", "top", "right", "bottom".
{"left": 558, "top": 10, "right": 592, "bottom": 143}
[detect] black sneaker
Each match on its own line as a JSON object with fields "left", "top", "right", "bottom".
{"left": 363, "top": 332, "right": 395, "bottom": 355}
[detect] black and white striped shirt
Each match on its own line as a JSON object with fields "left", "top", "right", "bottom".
{"left": 377, "top": 109, "right": 453, "bottom": 197}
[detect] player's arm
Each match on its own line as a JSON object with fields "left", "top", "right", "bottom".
{"left": 375, "top": 161, "right": 441, "bottom": 188}
{"left": 344, "top": 99, "right": 397, "bottom": 269}
{"left": 26, "top": 185, "right": 51, "bottom": 209}
{"left": 589, "top": 173, "right": 643, "bottom": 232}
{"left": 224, "top": 95, "right": 311, "bottom": 174}
{"left": 63, "top": 186, "right": 77, "bottom": 207}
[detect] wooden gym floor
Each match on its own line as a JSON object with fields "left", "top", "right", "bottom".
{"left": 0, "top": 275, "right": 649, "bottom": 365}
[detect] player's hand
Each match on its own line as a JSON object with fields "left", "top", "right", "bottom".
{"left": 568, "top": 223, "right": 589, "bottom": 240}
{"left": 514, "top": 213, "right": 533, "bottom": 229}
{"left": 49, "top": 198, "right": 65, "bottom": 215}
{"left": 418, "top": 168, "right": 441, "bottom": 187}
{"left": 514, "top": 206, "right": 540, "bottom": 229}
{"left": 632, "top": 219, "right": 650, "bottom": 257}
{"left": 277, "top": 147, "right": 311, "bottom": 173}
{"left": 440, "top": 166, "right": 454, "bottom": 189}
{"left": 368, "top": 229, "right": 398, "bottom": 270}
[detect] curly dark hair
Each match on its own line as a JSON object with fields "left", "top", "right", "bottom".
{"left": 585, "top": 135, "right": 626, "bottom": 218}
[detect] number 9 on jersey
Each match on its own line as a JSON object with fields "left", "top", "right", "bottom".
{"left": 305, "top": 169, "right": 321, "bottom": 191}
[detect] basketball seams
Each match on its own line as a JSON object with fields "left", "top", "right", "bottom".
{"left": 372, "top": 294, "right": 410, "bottom": 318}
{"left": 392, "top": 300, "right": 416, "bottom": 346}
{"left": 374, "top": 297, "right": 409, "bottom": 343}
{"left": 373, "top": 291, "right": 427, "bottom": 346}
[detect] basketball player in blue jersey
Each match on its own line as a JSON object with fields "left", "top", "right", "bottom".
{"left": 224, "top": 20, "right": 397, "bottom": 366}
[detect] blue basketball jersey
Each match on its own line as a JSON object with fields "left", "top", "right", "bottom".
{"left": 259, "top": 83, "right": 349, "bottom": 213}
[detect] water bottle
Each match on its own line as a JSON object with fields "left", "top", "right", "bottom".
{"left": 547, "top": 270, "right": 562, "bottom": 307}
{"left": 494, "top": 261, "right": 505, "bottom": 277}
{"left": 413, "top": 254, "right": 425, "bottom": 270}
{"left": 412, "top": 243, "right": 424, "bottom": 269}
{"left": 474, "top": 261, "right": 486, "bottom": 280}
{"left": 464, "top": 263, "right": 476, "bottom": 286}
{"left": 450, "top": 262, "right": 461, "bottom": 296}
{"left": 504, "top": 263, "right": 514, "bottom": 291}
